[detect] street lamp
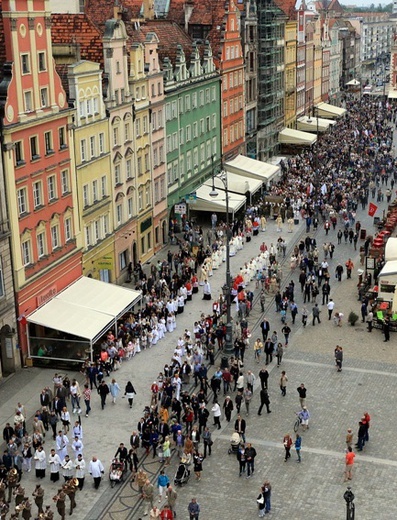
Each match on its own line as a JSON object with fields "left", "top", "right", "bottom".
{"left": 209, "top": 170, "right": 233, "bottom": 357}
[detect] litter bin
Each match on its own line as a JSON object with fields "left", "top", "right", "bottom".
{"left": 360, "top": 229, "right": 366, "bottom": 240}
{"left": 220, "top": 356, "right": 229, "bottom": 370}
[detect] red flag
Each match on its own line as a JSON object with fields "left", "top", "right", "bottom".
{"left": 368, "top": 203, "right": 378, "bottom": 217}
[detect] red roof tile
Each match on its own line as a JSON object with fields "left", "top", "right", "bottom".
{"left": 139, "top": 20, "right": 193, "bottom": 65}
{"left": 51, "top": 14, "right": 104, "bottom": 67}
{"left": 275, "top": 0, "right": 296, "bottom": 19}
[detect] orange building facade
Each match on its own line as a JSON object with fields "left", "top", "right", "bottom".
{"left": 0, "top": 0, "right": 82, "bottom": 358}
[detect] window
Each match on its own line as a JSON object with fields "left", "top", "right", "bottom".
{"left": 24, "top": 91, "right": 32, "bottom": 112}
{"left": 138, "top": 189, "right": 143, "bottom": 211}
{"left": 85, "top": 226, "right": 91, "bottom": 247}
{"left": 119, "top": 250, "right": 127, "bottom": 271}
{"left": 147, "top": 231, "right": 151, "bottom": 251}
{"left": 83, "top": 184, "right": 89, "bottom": 207}
{"left": 137, "top": 157, "right": 142, "bottom": 176}
{"left": 116, "top": 203, "right": 123, "bottom": 225}
{"left": 21, "top": 54, "right": 30, "bottom": 74}
{"left": 160, "top": 178, "right": 165, "bottom": 199}
{"left": 103, "top": 215, "right": 109, "bottom": 235}
{"left": 154, "top": 182, "right": 159, "bottom": 203}
{"left": 17, "top": 188, "right": 28, "bottom": 215}
{"left": 79, "top": 101, "right": 85, "bottom": 118}
{"left": 125, "top": 123, "right": 130, "bottom": 141}
{"left": 158, "top": 110, "right": 163, "bottom": 127}
{"left": 33, "top": 181, "right": 43, "bottom": 208}
{"left": 143, "top": 116, "right": 148, "bottom": 134}
{"left": 61, "top": 170, "right": 69, "bottom": 195}
{"left": 211, "top": 86, "right": 216, "bottom": 101}
{"left": 126, "top": 159, "right": 132, "bottom": 179}
{"left": 153, "top": 148, "right": 158, "bottom": 167}
{"left": 165, "top": 103, "right": 171, "bottom": 121}
{"left": 178, "top": 97, "right": 184, "bottom": 114}
{"left": 81, "top": 140, "right": 86, "bottom": 162}
{"left": 186, "top": 125, "right": 191, "bottom": 142}
{"left": 152, "top": 112, "right": 157, "bottom": 132}
{"left": 113, "top": 127, "right": 119, "bottom": 146}
{"left": 171, "top": 101, "right": 177, "bottom": 118}
{"left": 192, "top": 93, "right": 197, "bottom": 108}
{"left": 145, "top": 184, "right": 150, "bottom": 206}
{"left": 158, "top": 82, "right": 162, "bottom": 96}
{"left": 166, "top": 135, "right": 172, "bottom": 153}
{"left": 199, "top": 90, "right": 204, "bottom": 106}
{"left": 99, "top": 133, "right": 105, "bottom": 154}
{"left": 144, "top": 153, "right": 149, "bottom": 172}
{"left": 193, "top": 122, "right": 198, "bottom": 139}
{"left": 200, "top": 119, "right": 205, "bottom": 134}
{"left": 94, "top": 220, "right": 100, "bottom": 242}
{"left": 38, "top": 52, "right": 46, "bottom": 71}
{"left": 21, "top": 240, "right": 32, "bottom": 266}
{"left": 64, "top": 217, "right": 72, "bottom": 242}
{"left": 86, "top": 99, "right": 92, "bottom": 116}
{"left": 141, "top": 236, "right": 145, "bottom": 255}
{"left": 93, "top": 97, "right": 98, "bottom": 114}
{"left": 135, "top": 119, "right": 141, "bottom": 136}
{"left": 186, "top": 151, "right": 192, "bottom": 172}
{"left": 101, "top": 176, "right": 107, "bottom": 197}
{"left": 128, "top": 197, "right": 133, "bottom": 218}
{"left": 90, "top": 136, "right": 95, "bottom": 158}
{"left": 224, "top": 102, "right": 227, "bottom": 117}
{"left": 30, "top": 136, "right": 39, "bottom": 160}
{"left": 59, "top": 127, "right": 66, "bottom": 149}
{"left": 172, "top": 133, "right": 177, "bottom": 150}
{"left": 40, "top": 88, "right": 48, "bottom": 107}
{"left": 159, "top": 145, "right": 164, "bottom": 164}
{"left": 212, "top": 114, "right": 216, "bottom": 129}
{"left": 115, "top": 164, "right": 121, "bottom": 185}
{"left": 37, "top": 231, "right": 46, "bottom": 258}
{"left": 205, "top": 89, "right": 210, "bottom": 104}
{"left": 44, "top": 131, "right": 53, "bottom": 155}
{"left": 179, "top": 128, "right": 184, "bottom": 145}
{"left": 15, "top": 141, "right": 24, "bottom": 166}
{"left": 47, "top": 175, "right": 57, "bottom": 201}
{"left": 92, "top": 180, "right": 98, "bottom": 202}
{"left": 185, "top": 95, "right": 191, "bottom": 111}
{"left": 51, "top": 225, "right": 60, "bottom": 250}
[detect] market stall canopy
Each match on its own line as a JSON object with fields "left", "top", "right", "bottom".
{"left": 378, "top": 260, "right": 397, "bottom": 278}
{"left": 315, "top": 102, "right": 347, "bottom": 119}
{"left": 225, "top": 154, "right": 280, "bottom": 184}
{"left": 27, "top": 277, "right": 142, "bottom": 343}
{"left": 204, "top": 171, "right": 262, "bottom": 197}
{"left": 194, "top": 183, "right": 246, "bottom": 213}
{"left": 297, "top": 116, "right": 336, "bottom": 133}
{"left": 346, "top": 79, "right": 360, "bottom": 86}
{"left": 385, "top": 237, "right": 397, "bottom": 261}
{"left": 278, "top": 128, "right": 317, "bottom": 145}
{"left": 388, "top": 90, "right": 397, "bottom": 99}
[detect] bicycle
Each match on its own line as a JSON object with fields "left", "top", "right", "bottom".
{"left": 293, "top": 413, "right": 301, "bottom": 433}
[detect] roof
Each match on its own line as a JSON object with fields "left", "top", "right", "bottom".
{"left": 27, "top": 277, "right": 142, "bottom": 343}
{"left": 274, "top": 0, "right": 296, "bottom": 18}
{"left": 139, "top": 20, "right": 193, "bottom": 65}
{"left": 51, "top": 14, "right": 104, "bottom": 67}
{"left": 225, "top": 155, "right": 280, "bottom": 184}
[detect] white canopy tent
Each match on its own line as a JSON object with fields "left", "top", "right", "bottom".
{"left": 315, "top": 102, "right": 347, "bottom": 119}
{"left": 279, "top": 128, "right": 317, "bottom": 145}
{"left": 385, "top": 238, "right": 397, "bottom": 261}
{"left": 203, "top": 171, "right": 262, "bottom": 203}
{"left": 297, "top": 115, "right": 336, "bottom": 133}
{"left": 194, "top": 183, "right": 246, "bottom": 214}
{"left": 225, "top": 154, "right": 280, "bottom": 185}
{"left": 388, "top": 90, "right": 397, "bottom": 99}
{"left": 27, "top": 277, "right": 142, "bottom": 362}
{"left": 346, "top": 79, "right": 360, "bottom": 86}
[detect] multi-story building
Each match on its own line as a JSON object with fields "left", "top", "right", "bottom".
{"left": 337, "top": 19, "right": 360, "bottom": 88}
{"left": 0, "top": 0, "right": 83, "bottom": 359}
{"left": 144, "top": 33, "right": 168, "bottom": 252}
{"left": 329, "top": 19, "right": 343, "bottom": 103}
{"left": 67, "top": 61, "right": 114, "bottom": 281}
{"left": 321, "top": 17, "right": 331, "bottom": 102}
{"left": 237, "top": 0, "right": 258, "bottom": 159}
{"left": 296, "top": 5, "right": 307, "bottom": 118}
{"left": 283, "top": 1, "right": 297, "bottom": 128}
{"left": 313, "top": 16, "right": 323, "bottom": 105}
{"left": 257, "top": 0, "right": 287, "bottom": 159}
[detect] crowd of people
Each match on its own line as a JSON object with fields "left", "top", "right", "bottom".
{"left": 0, "top": 96, "right": 395, "bottom": 519}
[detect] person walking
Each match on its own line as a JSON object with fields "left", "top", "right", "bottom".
{"left": 257, "top": 388, "right": 271, "bottom": 415}
{"left": 109, "top": 379, "right": 121, "bottom": 404}
{"left": 312, "top": 304, "right": 321, "bottom": 325}
{"left": 74, "top": 454, "right": 86, "bottom": 490}
{"left": 335, "top": 346, "right": 343, "bottom": 372}
{"left": 166, "top": 485, "right": 178, "bottom": 518}
{"left": 257, "top": 486, "right": 266, "bottom": 518}
{"left": 124, "top": 381, "right": 136, "bottom": 408}
{"left": 279, "top": 371, "right": 288, "bottom": 396}
{"left": 295, "top": 434, "right": 302, "bottom": 462}
{"left": 263, "top": 481, "right": 271, "bottom": 514}
{"left": 344, "top": 447, "right": 355, "bottom": 481}
{"left": 222, "top": 396, "right": 234, "bottom": 422}
{"left": 202, "top": 427, "right": 212, "bottom": 458}
{"left": 276, "top": 343, "right": 283, "bottom": 367}
{"left": 82, "top": 385, "right": 91, "bottom": 417}
{"left": 327, "top": 299, "right": 335, "bottom": 320}
{"left": 253, "top": 338, "right": 263, "bottom": 364}
{"left": 33, "top": 446, "right": 46, "bottom": 479}
{"left": 366, "top": 310, "right": 374, "bottom": 332}
{"left": 283, "top": 434, "right": 293, "bottom": 462}
{"left": 383, "top": 316, "right": 390, "bottom": 342}
{"left": 211, "top": 401, "right": 221, "bottom": 430}
{"left": 301, "top": 306, "right": 308, "bottom": 327}
{"left": 142, "top": 479, "right": 155, "bottom": 516}
{"left": 297, "top": 384, "right": 307, "bottom": 408}
{"left": 32, "top": 484, "right": 44, "bottom": 516}
{"left": 88, "top": 456, "right": 104, "bottom": 489}
{"left": 193, "top": 450, "right": 203, "bottom": 481}
{"left": 48, "top": 448, "right": 61, "bottom": 482}
{"left": 157, "top": 470, "right": 169, "bottom": 502}
{"left": 245, "top": 443, "right": 257, "bottom": 478}
{"left": 243, "top": 387, "right": 252, "bottom": 416}
{"left": 281, "top": 323, "right": 291, "bottom": 346}
{"left": 188, "top": 497, "right": 200, "bottom": 520}
{"left": 237, "top": 443, "right": 246, "bottom": 477}
{"left": 97, "top": 381, "right": 109, "bottom": 410}
{"left": 234, "top": 415, "right": 246, "bottom": 443}
{"left": 259, "top": 367, "right": 269, "bottom": 390}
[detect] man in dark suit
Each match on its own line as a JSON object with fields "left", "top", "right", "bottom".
{"left": 260, "top": 318, "right": 270, "bottom": 341}
{"left": 157, "top": 421, "right": 169, "bottom": 443}
{"left": 234, "top": 415, "right": 246, "bottom": 443}
{"left": 129, "top": 431, "right": 140, "bottom": 450}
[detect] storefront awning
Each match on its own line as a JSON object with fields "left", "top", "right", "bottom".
{"left": 315, "top": 102, "right": 347, "bottom": 119}
{"left": 297, "top": 116, "right": 336, "bottom": 133}
{"left": 27, "top": 277, "right": 142, "bottom": 343}
{"left": 225, "top": 154, "right": 280, "bottom": 184}
{"left": 203, "top": 171, "right": 262, "bottom": 197}
{"left": 279, "top": 128, "right": 317, "bottom": 145}
{"left": 379, "top": 260, "right": 397, "bottom": 278}
{"left": 388, "top": 90, "right": 397, "bottom": 99}
{"left": 385, "top": 238, "right": 397, "bottom": 261}
{"left": 194, "top": 183, "right": 246, "bottom": 213}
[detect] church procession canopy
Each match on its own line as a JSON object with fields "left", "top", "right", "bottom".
{"left": 27, "top": 277, "right": 142, "bottom": 362}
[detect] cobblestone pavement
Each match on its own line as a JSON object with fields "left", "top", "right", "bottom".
{"left": 1, "top": 190, "right": 396, "bottom": 520}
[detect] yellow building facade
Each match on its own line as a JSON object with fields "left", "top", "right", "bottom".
{"left": 67, "top": 61, "right": 115, "bottom": 282}
{"left": 130, "top": 43, "right": 154, "bottom": 264}
{"left": 313, "top": 17, "right": 323, "bottom": 106}
{"left": 285, "top": 19, "right": 298, "bottom": 128}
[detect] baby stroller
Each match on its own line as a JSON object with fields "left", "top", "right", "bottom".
{"left": 174, "top": 461, "right": 190, "bottom": 486}
{"left": 109, "top": 458, "right": 126, "bottom": 488}
{"left": 228, "top": 431, "right": 241, "bottom": 455}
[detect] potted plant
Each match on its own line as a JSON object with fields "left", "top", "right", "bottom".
{"left": 348, "top": 311, "right": 359, "bottom": 326}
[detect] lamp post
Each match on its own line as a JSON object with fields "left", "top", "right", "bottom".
{"left": 209, "top": 170, "right": 233, "bottom": 356}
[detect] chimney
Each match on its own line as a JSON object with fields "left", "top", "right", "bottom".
{"left": 184, "top": 0, "right": 194, "bottom": 33}
{"left": 143, "top": 0, "right": 155, "bottom": 20}
{"left": 113, "top": 5, "right": 123, "bottom": 19}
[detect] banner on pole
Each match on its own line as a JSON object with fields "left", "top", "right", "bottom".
{"left": 368, "top": 203, "right": 378, "bottom": 217}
